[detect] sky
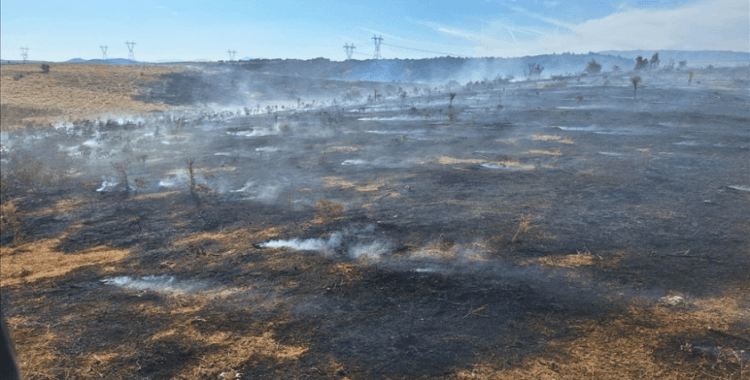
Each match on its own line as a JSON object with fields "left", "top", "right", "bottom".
{"left": 1, "top": 0, "right": 748, "bottom": 62}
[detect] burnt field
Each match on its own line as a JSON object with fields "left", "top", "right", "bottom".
{"left": 1, "top": 64, "right": 749, "bottom": 379}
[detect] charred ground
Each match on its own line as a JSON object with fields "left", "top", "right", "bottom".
{"left": 1, "top": 63, "right": 749, "bottom": 379}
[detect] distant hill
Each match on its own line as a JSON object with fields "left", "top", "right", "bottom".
{"left": 231, "top": 53, "right": 634, "bottom": 84}
{"left": 600, "top": 50, "right": 750, "bottom": 68}
{"left": 9, "top": 50, "right": 747, "bottom": 84}
{"left": 65, "top": 58, "right": 139, "bottom": 65}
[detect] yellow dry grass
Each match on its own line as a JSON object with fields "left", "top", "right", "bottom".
{"left": 324, "top": 146, "right": 360, "bottom": 153}
{"left": 131, "top": 190, "right": 180, "bottom": 201}
{"left": 511, "top": 216, "right": 534, "bottom": 243}
{"left": 324, "top": 174, "right": 414, "bottom": 194}
{"left": 5, "top": 315, "right": 61, "bottom": 379}
{"left": 438, "top": 156, "right": 535, "bottom": 170}
{"left": 520, "top": 251, "right": 595, "bottom": 268}
{"left": 526, "top": 149, "right": 562, "bottom": 156}
{"left": 0, "top": 239, "right": 130, "bottom": 287}
{"left": 155, "top": 319, "right": 308, "bottom": 379}
{"left": 531, "top": 134, "right": 575, "bottom": 144}
{"left": 323, "top": 176, "right": 356, "bottom": 189}
{"left": 438, "top": 156, "right": 486, "bottom": 165}
{"left": 1, "top": 63, "right": 181, "bottom": 129}
{"left": 453, "top": 295, "right": 750, "bottom": 380}
{"left": 313, "top": 199, "right": 346, "bottom": 224}
{"left": 25, "top": 197, "right": 86, "bottom": 217}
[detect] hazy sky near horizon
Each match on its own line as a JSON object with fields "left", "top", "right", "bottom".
{"left": 2, "top": 0, "right": 748, "bottom": 62}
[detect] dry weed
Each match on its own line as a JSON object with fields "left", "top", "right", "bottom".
{"left": 511, "top": 215, "right": 534, "bottom": 243}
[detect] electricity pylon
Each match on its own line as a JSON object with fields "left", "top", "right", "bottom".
{"left": 125, "top": 41, "right": 136, "bottom": 61}
{"left": 100, "top": 46, "right": 108, "bottom": 60}
{"left": 343, "top": 43, "right": 356, "bottom": 60}
{"left": 20, "top": 47, "right": 29, "bottom": 62}
{"left": 227, "top": 49, "right": 237, "bottom": 61}
{"left": 372, "top": 35, "right": 383, "bottom": 59}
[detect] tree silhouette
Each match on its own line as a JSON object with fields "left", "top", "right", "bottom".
{"left": 585, "top": 59, "right": 602, "bottom": 74}
{"left": 649, "top": 53, "right": 660, "bottom": 70}
{"left": 634, "top": 56, "right": 649, "bottom": 71}
{"left": 630, "top": 76, "right": 642, "bottom": 100}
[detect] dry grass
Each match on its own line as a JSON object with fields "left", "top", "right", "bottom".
{"left": 1, "top": 63, "right": 181, "bottom": 129}
{"left": 452, "top": 296, "right": 750, "bottom": 380}
{"left": 131, "top": 190, "right": 180, "bottom": 202}
{"left": 313, "top": 199, "right": 345, "bottom": 224}
{"left": 160, "top": 322, "right": 309, "bottom": 379}
{"left": 438, "top": 156, "right": 535, "bottom": 170}
{"left": 25, "top": 197, "right": 86, "bottom": 217}
{"left": 511, "top": 215, "right": 534, "bottom": 243}
{"left": 324, "top": 146, "right": 360, "bottom": 153}
{"left": 520, "top": 250, "right": 596, "bottom": 268}
{"left": 0, "top": 238, "right": 129, "bottom": 287}
{"left": 531, "top": 134, "right": 575, "bottom": 144}
{"left": 526, "top": 149, "right": 562, "bottom": 156}
{"left": 5, "top": 315, "right": 62, "bottom": 380}
{"left": 438, "top": 156, "right": 486, "bottom": 165}
{"left": 323, "top": 176, "right": 357, "bottom": 189}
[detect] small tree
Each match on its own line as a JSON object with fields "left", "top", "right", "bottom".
{"left": 133, "top": 178, "right": 146, "bottom": 196}
{"left": 678, "top": 60, "right": 687, "bottom": 69}
{"left": 585, "top": 59, "right": 602, "bottom": 74}
{"left": 186, "top": 158, "right": 197, "bottom": 194}
{"left": 612, "top": 65, "right": 622, "bottom": 72}
{"left": 40, "top": 64, "right": 50, "bottom": 73}
{"left": 630, "top": 76, "right": 642, "bottom": 100}
{"left": 111, "top": 161, "right": 131, "bottom": 194}
{"left": 136, "top": 154, "right": 148, "bottom": 169}
{"left": 649, "top": 53, "right": 660, "bottom": 70}
{"left": 634, "top": 56, "right": 649, "bottom": 71}
{"left": 449, "top": 92, "right": 456, "bottom": 108}
{"left": 526, "top": 63, "right": 544, "bottom": 78}
{"left": 688, "top": 71, "right": 694, "bottom": 84}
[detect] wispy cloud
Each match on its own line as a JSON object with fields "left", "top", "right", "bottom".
{"left": 431, "top": 0, "right": 749, "bottom": 57}
{"left": 508, "top": 5, "right": 577, "bottom": 31}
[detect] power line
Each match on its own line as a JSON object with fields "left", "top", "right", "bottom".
{"left": 381, "top": 42, "right": 463, "bottom": 58}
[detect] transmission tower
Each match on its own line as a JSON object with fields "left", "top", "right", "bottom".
{"left": 227, "top": 49, "right": 237, "bottom": 61}
{"left": 20, "top": 47, "right": 29, "bottom": 62}
{"left": 343, "top": 43, "right": 356, "bottom": 60}
{"left": 100, "top": 45, "right": 108, "bottom": 60}
{"left": 125, "top": 41, "right": 136, "bottom": 61}
{"left": 371, "top": 35, "right": 383, "bottom": 59}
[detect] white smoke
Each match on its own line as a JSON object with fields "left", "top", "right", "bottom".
{"left": 259, "top": 232, "right": 343, "bottom": 252}
{"left": 101, "top": 275, "right": 205, "bottom": 294}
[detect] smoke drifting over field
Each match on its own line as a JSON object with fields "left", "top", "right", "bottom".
{"left": 3, "top": 59, "right": 750, "bottom": 379}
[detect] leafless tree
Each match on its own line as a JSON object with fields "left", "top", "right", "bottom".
{"left": 630, "top": 76, "right": 642, "bottom": 100}
{"left": 111, "top": 161, "right": 131, "bottom": 194}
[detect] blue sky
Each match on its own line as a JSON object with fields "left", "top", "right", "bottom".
{"left": 2, "top": 0, "right": 748, "bottom": 62}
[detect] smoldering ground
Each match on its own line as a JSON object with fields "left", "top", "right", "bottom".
{"left": 1, "top": 63, "right": 749, "bottom": 379}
